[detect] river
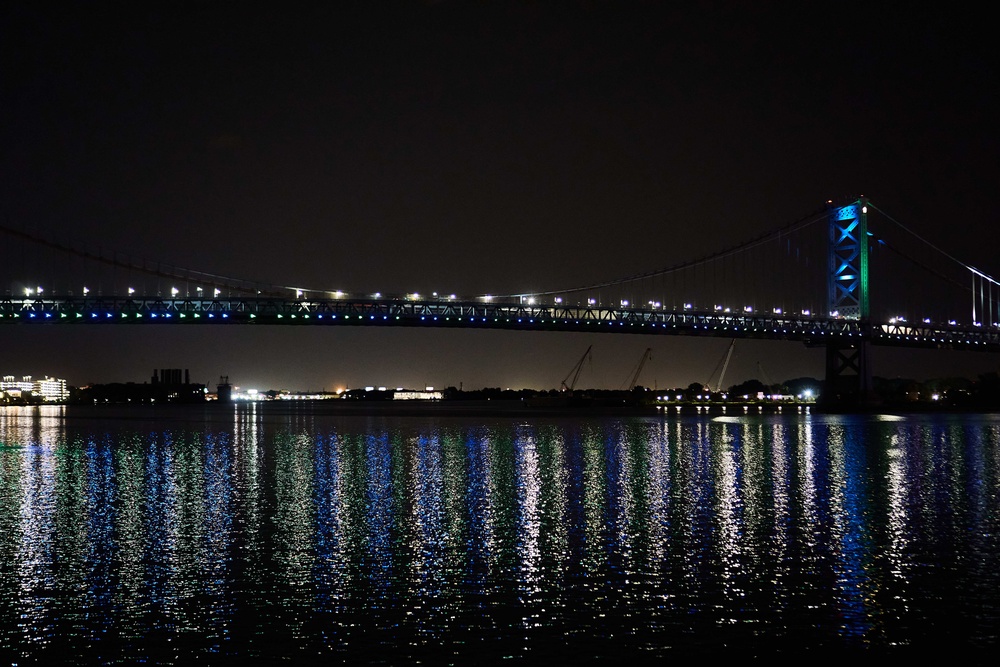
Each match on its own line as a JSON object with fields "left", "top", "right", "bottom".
{"left": 0, "top": 403, "right": 997, "bottom": 664}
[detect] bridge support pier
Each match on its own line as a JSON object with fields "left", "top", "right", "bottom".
{"left": 822, "top": 339, "right": 875, "bottom": 410}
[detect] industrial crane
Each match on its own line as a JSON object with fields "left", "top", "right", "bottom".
{"left": 621, "top": 348, "right": 653, "bottom": 391}
{"left": 757, "top": 361, "right": 776, "bottom": 392}
{"left": 561, "top": 345, "right": 593, "bottom": 392}
{"left": 705, "top": 339, "right": 736, "bottom": 393}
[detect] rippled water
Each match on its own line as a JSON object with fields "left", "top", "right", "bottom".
{"left": 1, "top": 403, "right": 997, "bottom": 664}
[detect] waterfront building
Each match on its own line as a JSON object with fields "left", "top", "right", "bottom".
{"left": 1, "top": 375, "right": 35, "bottom": 398}
{"left": 393, "top": 389, "right": 443, "bottom": 400}
{"left": 34, "top": 376, "right": 69, "bottom": 402}
{"left": 1, "top": 374, "right": 69, "bottom": 402}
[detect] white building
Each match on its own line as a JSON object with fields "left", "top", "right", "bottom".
{"left": 34, "top": 377, "right": 68, "bottom": 402}
{"left": 1, "top": 375, "right": 35, "bottom": 399}
{"left": 393, "top": 390, "right": 443, "bottom": 401}
{"left": 1, "top": 375, "right": 69, "bottom": 402}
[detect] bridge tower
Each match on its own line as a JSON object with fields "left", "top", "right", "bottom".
{"left": 823, "top": 197, "right": 874, "bottom": 408}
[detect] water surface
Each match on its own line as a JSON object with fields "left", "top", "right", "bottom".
{"left": 1, "top": 403, "right": 997, "bottom": 664}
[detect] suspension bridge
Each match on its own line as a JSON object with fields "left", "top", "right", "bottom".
{"left": 2, "top": 196, "right": 998, "bottom": 407}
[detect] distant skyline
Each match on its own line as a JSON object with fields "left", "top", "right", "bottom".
{"left": 2, "top": 2, "right": 998, "bottom": 389}
{"left": 6, "top": 332, "right": 997, "bottom": 396}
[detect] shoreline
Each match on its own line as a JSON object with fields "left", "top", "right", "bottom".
{"left": 5, "top": 399, "right": 999, "bottom": 418}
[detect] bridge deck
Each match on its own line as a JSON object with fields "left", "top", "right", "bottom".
{"left": 2, "top": 296, "right": 999, "bottom": 352}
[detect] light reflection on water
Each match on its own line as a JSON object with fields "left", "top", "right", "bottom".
{"left": 0, "top": 404, "right": 998, "bottom": 664}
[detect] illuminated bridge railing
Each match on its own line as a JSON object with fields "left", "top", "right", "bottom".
{"left": 3, "top": 297, "right": 1000, "bottom": 351}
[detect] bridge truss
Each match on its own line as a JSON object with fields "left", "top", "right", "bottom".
{"left": 2, "top": 295, "right": 998, "bottom": 353}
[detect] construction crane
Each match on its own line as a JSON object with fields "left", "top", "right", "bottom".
{"left": 757, "top": 361, "right": 776, "bottom": 391}
{"left": 621, "top": 348, "right": 653, "bottom": 390}
{"left": 705, "top": 339, "right": 736, "bottom": 393}
{"left": 561, "top": 345, "right": 593, "bottom": 392}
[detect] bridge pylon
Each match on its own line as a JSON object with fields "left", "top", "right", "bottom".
{"left": 822, "top": 197, "right": 875, "bottom": 409}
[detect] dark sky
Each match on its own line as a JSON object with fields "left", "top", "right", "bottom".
{"left": 2, "top": 1, "right": 998, "bottom": 392}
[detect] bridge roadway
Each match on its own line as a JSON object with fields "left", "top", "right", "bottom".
{"left": 3, "top": 296, "right": 1000, "bottom": 352}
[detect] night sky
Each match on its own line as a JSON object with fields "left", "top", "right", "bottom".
{"left": 2, "top": 2, "right": 998, "bottom": 393}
